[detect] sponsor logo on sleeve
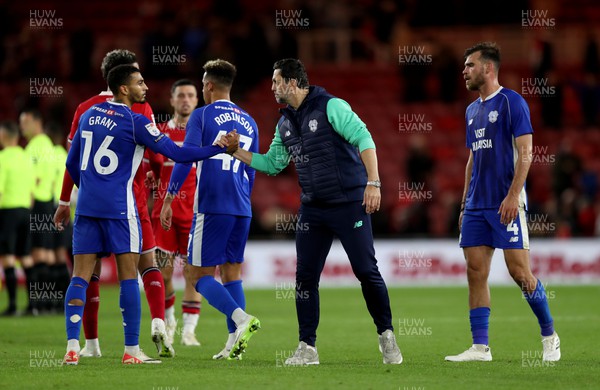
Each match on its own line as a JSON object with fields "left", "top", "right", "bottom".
{"left": 145, "top": 122, "right": 161, "bottom": 137}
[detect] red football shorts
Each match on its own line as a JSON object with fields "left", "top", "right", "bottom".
{"left": 152, "top": 216, "right": 191, "bottom": 257}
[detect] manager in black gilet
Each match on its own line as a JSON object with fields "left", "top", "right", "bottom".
{"left": 233, "top": 58, "right": 403, "bottom": 366}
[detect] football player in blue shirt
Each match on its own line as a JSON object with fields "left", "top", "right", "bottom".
{"left": 63, "top": 64, "right": 237, "bottom": 365}
{"left": 161, "top": 59, "right": 260, "bottom": 360}
{"left": 445, "top": 42, "right": 560, "bottom": 363}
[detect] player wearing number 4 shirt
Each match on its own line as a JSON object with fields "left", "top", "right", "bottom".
{"left": 160, "top": 59, "right": 261, "bottom": 361}
{"left": 445, "top": 42, "right": 560, "bottom": 363}
{"left": 62, "top": 64, "right": 237, "bottom": 366}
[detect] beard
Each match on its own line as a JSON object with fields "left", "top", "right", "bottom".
{"left": 466, "top": 74, "right": 484, "bottom": 91}
{"left": 132, "top": 94, "right": 146, "bottom": 104}
{"left": 275, "top": 95, "right": 288, "bottom": 104}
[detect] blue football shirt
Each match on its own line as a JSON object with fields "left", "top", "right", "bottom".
{"left": 464, "top": 87, "right": 534, "bottom": 210}
{"left": 168, "top": 100, "right": 259, "bottom": 217}
{"left": 66, "top": 101, "right": 225, "bottom": 219}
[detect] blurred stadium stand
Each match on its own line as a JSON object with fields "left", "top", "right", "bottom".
{"left": 1, "top": 0, "right": 599, "bottom": 238}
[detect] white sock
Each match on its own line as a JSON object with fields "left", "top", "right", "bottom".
{"left": 231, "top": 308, "right": 249, "bottom": 327}
{"left": 165, "top": 306, "right": 175, "bottom": 322}
{"left": 225, "top": 333, "right": 236, "bottom": 349}
{"left": 124, "top": 345, "right": 140, "bottom": 355}
{"left": 67, "top": 339, "right": 80, "bottom": 353}
{"left": 85, "top": 338, "right": 99, "bottom": 349}
{"left": 182, "top": 313, "right": 199, "bottom": 334}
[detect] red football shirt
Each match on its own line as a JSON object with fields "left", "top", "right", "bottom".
{"left": 151, "top": 119, "right": 196, "bottom": 223}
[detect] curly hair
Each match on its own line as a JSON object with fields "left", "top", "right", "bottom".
{"left": 101, "top": 49, "right": 137, "bottom": 81}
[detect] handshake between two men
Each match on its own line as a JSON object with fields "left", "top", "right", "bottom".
{"left": 215, "top": 129, "right": 240, "bottom": 155}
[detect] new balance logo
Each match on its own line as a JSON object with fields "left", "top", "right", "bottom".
{"left": 509, "top": 237, "right": 519, "bottom": 243}
{"left": 354, "top": 220, "right": 363, "bottom": 228}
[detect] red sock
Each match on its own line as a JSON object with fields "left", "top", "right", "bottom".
{"left": 83, "top": 274, "right": 100, "bottom": 340}
{"left": 182, "top": 300, "right": 201, "bottom": 315}
{"left": 165, "top": 292, "right": 176, "bottom": 310}
{"left": 142, "top": 267, "right": 165, "bottom": 320}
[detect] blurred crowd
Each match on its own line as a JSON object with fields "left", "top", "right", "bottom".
{"left": 0, "top": 0, "right": 599, "bottom": 238}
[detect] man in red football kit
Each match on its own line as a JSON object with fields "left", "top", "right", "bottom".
{"left": 149, "top": 79, "right": 203, "bottom": 347}
{"left": 53, "top": 49, "right": 174, "bottom": 358}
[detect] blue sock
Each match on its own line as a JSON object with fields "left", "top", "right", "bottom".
{"left": 195, "top": 276, "right": 239, "bottom": 319}
{"left": 470, "top": 307, "right": 490, "bottom": 345}
{"left": 224, "top": 280, "right": 245, "bottom": 333}
{"left": 523, "top": 279, "right": 554, "bottom": 336}
{"left": 65, "top": 277, "right": 88, "bottom": 341}
{"left": 120, "top": 279, "right": 141, "bottom": 346}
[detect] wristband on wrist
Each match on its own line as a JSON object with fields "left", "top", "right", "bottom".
{"left": 58, "top": 200, "right": 70, "bottom": 207}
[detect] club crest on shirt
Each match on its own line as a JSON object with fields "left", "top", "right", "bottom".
{"left": 145, "top": 122, "right": 161, "bottom": 136}
{"left": 488, "top": 110, "right": 498, "bottom": 123}
{"left": 308, "top": 119, "right": 318, "bottom": 132}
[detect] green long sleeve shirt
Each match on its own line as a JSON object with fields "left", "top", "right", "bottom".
{"left": 250, "top": 98, "right": 375, "bottom": 175}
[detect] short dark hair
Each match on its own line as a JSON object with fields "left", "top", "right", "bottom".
{"left": 20, "top": 108, "right": 43, "bottom": 122}
{"left": 101, "top": 49, "right": 137, "bottom": 80}
{"left": 171, "top": 78, "right": 197, "bottom": 94}
{"left": 203, "top": 59, "right": 236, "bottom": 88}
{"left": 107, "top": 64, "right": 140, "bottom": 96}
{"left": 464, "top": 42, "right": 501, "bottom": 70}
{"left": 0, "top": 120, "right": 20, "bottom": 137}
{"left": 273, "top": 58, "right": 309, "bottom": 88}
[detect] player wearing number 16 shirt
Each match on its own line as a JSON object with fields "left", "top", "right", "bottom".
{"left": 53, "top": 49, "right": 175, "bottom": 360}
{"left": 160, "top": 59, "right": 261, "bottom": 360}
{"left": 62, "top": 64, "right": 235, "bottom": 365}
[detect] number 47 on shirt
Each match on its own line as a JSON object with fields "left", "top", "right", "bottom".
{"left": 210, "top": 130, "right": 252, "bottom": 173}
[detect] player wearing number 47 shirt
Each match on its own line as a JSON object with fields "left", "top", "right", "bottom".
{"left": 445, "top": 42, "right": 560, "bottom": 363}
{"left": 62, "top": 64, "right": 236, "bottom": 366}
{"left": 160, "top": 59, "right": 261, "bottom": 361}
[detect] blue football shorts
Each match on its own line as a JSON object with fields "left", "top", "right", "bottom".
{"left": 187, "top": 213, "right": 250, "bottom": 267}
{"left": 459, "top": 208, "right": 529, "bottom": 249}
{"left": 72, "top": 215, "right": 142, "bottom": 256}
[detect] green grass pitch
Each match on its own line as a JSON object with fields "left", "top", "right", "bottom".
{"left": 1, "top": 285, "right": 598, "bottom": 390}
